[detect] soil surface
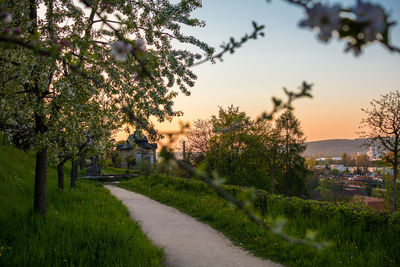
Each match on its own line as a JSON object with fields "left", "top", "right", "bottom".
{"left": 105, "top": 185, "right": 283, "bottom": 267}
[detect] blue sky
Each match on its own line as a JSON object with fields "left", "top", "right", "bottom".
{"left": 150, "top": 0, "right": 400, "bottom": 142}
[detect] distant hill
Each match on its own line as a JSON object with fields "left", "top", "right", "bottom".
{"left": 303, "top": 139, "right": 369, "bottom": 158}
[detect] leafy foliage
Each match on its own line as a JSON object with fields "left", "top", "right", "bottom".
{"left": 202, "top": 107, "right": 307, "bottom": 196}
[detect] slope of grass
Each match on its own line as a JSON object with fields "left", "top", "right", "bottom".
{"left": 119, "top": 174, "right": 400, "bottom": 267}
{"left": 0, "top": 145, "right": 163, "bottom": 266}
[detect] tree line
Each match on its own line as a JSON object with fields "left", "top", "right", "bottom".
{"left": 180, "top": 106, "right": 308, "bottom": 197}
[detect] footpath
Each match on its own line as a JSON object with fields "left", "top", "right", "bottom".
{"left": 105, "top": 185, "right": 282, "bottom": 267}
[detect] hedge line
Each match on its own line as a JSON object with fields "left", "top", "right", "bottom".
{"left": 222, "top": 185, "right": 400, "bottom": 234}
{"left": 143, "top": 174, "right": 400, "bottom": 234}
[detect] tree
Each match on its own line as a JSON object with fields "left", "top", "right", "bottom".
{"left": 0, "top": 0, "right": 212, "bottom": 216}
{"left": 275, "top": 110, "right": 308, "bottom": 196}
{"left": 306, "top": 157, "right": 316, "bottom": 170}
{"left": 206, "top": 106, "right": 253, "bottom": 185}
{"left": 326, "top": 157, "right": 334, "bottom": 165}
{"left": 260, "top": 126, "right": 284, "bottom": 193}
{"left": 355, "top": 154, "right": 370, "bottom": 173}
{"left": 341, "top": 153, "right": 351, "bottom": 168}
{"left": 179, "top": 119, "right": 214, "bottom": 166}
{"left": 203, "top": 106, "right": 278, "bottom": 190}
{"left": 360, "top": 91, "right": 400, "bottom": 213}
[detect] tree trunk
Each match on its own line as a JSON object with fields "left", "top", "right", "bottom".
{"left": 34, "top": 147, "right": 48, "bottom": 217}
{"left": 70, "top": 158, "right": 79, "bottom": 187}
{"left": 271, "top": 168, "right": 275, "bottom": 194}
{"left": 79, "top": 158, "right": 84, "bottom": 171}
{"left": 285, "top": 129, "right": 289, "bottom": 195}
{"left": 391, "top": 158, "right": 398, "bottom": 214}
{"left": 57, "top": 161, "right": 65, "bottom": 191}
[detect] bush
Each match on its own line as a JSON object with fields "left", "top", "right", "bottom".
{"left": 110, "top": 151, "right": 122, "bottom": 167}
{"left": 125, "top": 155, "right": 136, "bottom": 169}
{"left": 136, "top": 161, "right": 154, "bottom": 176}
{"left": 155, "top": 160, "right": 192, "bottom": 178}
{"left": 365, "top": 185, "right": 373, "bottom": 196}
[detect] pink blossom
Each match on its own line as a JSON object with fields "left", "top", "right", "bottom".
{"left": 299, "top": 3, "right": 341, "bottom": 42}
{"left": 59, "top": 39, "right": 70, "bottom": 48}
{"left": 2, "top": 27, "right": 9, "bottom": 34}
{"left": 110, "top": 40, "right": 133, "bottom": 62}
{"left": 0, "top": 12, "right": 12, "bottom": 24}
{"left": 12, "top": 27, "right": 21, "bottom": 36}
{"left": 132, "top": 73, "right": 141, "bottom": 82}
{"left": 135, "top": 39, "right": 146, "bottom": 52}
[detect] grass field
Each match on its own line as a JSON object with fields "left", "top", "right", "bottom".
{"left": 119, "top": 174, "right": 400, "bottom": 267}
{"left": 0, "top": 145, "right": 163, "bottom": 266}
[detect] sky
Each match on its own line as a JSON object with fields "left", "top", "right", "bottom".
{"left": 136, "top": 0, "right": 400, "bottom": 143}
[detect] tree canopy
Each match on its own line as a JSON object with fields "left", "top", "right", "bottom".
{"left": 0, "top": 0, "right": 212, "bottom": 216}
{"left": 361, "top": 90, "right": 400, "bottom": 213}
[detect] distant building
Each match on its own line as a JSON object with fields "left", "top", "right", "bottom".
{"left": 316, "top": 157, "right": 342, "bottom": 162}
{"left": 330, "top": 164, "right": 346, "bottom": 172}
{"left": 367, "top": 146, "right": 380, "bottom": 161}
{"left": 117, "top": 133, "right": 157, "bottom": 168}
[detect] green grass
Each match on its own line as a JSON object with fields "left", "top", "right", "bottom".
{"left": 102, "top": 166, "right": 138, "bottom": 175}
{"left": 0, "top": 145, "right": 163, "bottom": 266}
{"left": 103, "top": 166, "right": 128, "bottom": 174}
{"left": 119, "top": 174, "right": 400, "bottom": 267}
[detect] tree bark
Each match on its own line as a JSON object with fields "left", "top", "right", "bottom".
{"left": 79, "top": 158, "right": 84, "bottom": 171}
{"left": 391, "top": 156, "right": 398, "bottom": 214}
{"left": 70, "top": 157, "right": 79, "bottom": 187}
{"left": 34, "top": 147, "right": 48, "bottom": 217}
{"left": 57, "top": 161, "right": 65, "bottom": 191}
{"left": 271, "top": 168, "right": 275, "bottom": 194}
{"left": 30, "top": 0, "right": 49, "bottom": 217}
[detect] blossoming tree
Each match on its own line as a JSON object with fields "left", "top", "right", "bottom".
{"left": 0, "top": 0, "right": 213, "bottom": 216}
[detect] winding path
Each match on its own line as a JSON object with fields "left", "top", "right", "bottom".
{"left": 105, "top": 185, "right": 282, "bottom": 267}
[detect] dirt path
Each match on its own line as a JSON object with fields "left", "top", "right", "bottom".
{"left": 105, "top": 185, "right": 283, "bottom": 267}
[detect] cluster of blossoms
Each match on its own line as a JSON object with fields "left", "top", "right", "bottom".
{"left": 52, "top": 38, "right": 70, "bottom": 49}
{"left": 110, "top": 38, "right": 147, "bottom": 62}
{"left": 299, "top": 3, "right": 341, "bottom": 42}
{"left": 353, "top": 1, "right": 386, "bottom": 42}
{"left": 0, "top": 11, "right": 11, "bottom": 24}
{"left": 0, "top": 11, "right": 22, "bottom": 37}
{"left": 299, "top": 0, "right": 390, "bottom": 55}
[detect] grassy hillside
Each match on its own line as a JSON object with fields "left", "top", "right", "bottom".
{"left": 119, "top": 174, "right": 400, "bottom": 267}
{"left": 303, "top": 138, "right": 368, "bottom": 157}
{"left": 0, "top": 145, "right": 163, "bottom": 266}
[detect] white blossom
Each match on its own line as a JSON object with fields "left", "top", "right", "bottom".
{"left": 353, "top": 0, "right": 386, "bottom": 42}
{"left": 132, "top": 73, "right": 141, "bottom": 82}
{"left": 110, "top": 40, "right": 133, "bottom": 62}
{"left": 0, "top": 12, "right": 12, "bottom": 24}
{"left": 299, "top": 3, "right": 341, "bottom": 42}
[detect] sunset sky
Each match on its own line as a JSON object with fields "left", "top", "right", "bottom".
{"left": 131, "top": 0, "right": 400, "bottom": 143}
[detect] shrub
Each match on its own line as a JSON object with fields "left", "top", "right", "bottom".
{"left": 110, "top": 151, "right": 122, "bottom": 167}
{"left": 136, "top": 161, "right": 154, "bottom": 176}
